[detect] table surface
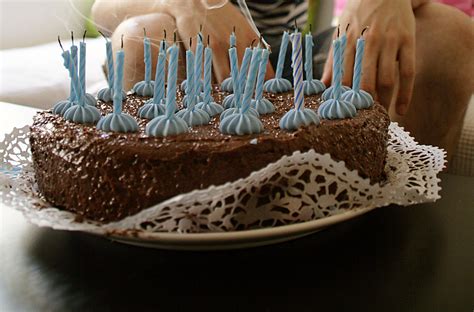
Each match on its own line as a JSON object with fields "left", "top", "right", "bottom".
{"left": 1, "top": 102, "right": 473, "bottom": 312}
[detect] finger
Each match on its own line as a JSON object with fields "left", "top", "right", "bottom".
{"left": 360, "top": 30, "right": 379, "bottom": 98}
{"left": 395, "top": 43, "right": 415, "bottom": 115}
{"left": 321, "top": 44, "right": 334, "bottom": 87}
{"left": 210, "top": 38, "right": 231, "bottom": 83}
{"left": 265, "top": 57, "right": 275, "bottom": 80}
{"left": 376, "top": 38, "right": 398, "bottom": 109}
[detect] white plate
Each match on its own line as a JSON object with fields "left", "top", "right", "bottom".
{"left": 106, "top": 206, "right": 376, "bottom": 250}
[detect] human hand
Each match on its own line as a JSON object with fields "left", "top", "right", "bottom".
{"left": 321, "top": 0, "right": 416, "bottom": 115}
{"left": 170, "top": 0, "right": 274, "bottom": 82}
{"left": 93, "top": 0, "right": 274, "bottom": 83}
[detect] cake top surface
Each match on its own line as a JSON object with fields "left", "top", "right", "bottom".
{"left": 32, "top": 87, "right": 388, "bottom": 160}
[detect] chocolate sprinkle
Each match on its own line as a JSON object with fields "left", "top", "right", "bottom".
{"left": 30, "top": 86, "right": 390, "bottom": 222}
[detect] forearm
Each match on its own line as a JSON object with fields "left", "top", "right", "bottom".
{"left": 91, "top": 0, "right": 175, "bottom": 35}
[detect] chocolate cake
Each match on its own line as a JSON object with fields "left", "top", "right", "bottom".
{"left": 30, "top": 87, "right": 390, "bottom": 222}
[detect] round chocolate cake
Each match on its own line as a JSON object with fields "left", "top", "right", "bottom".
{"left": 30, "top": 87, "right": 390, "bottom": 222}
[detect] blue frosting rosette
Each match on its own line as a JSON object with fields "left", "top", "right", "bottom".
{"left": 196, "top": 100, "right": 224, "bottom": 117}
{"left": 220, "top": 106, "right": 259, "bottom": 120}
{"left": 302, "top": 79, "right": 326, "bottom": 96}
{"left": 63, "top": 104, "right": 101, "bottom": 124}
{"left": 138, "top": 98, "right": 166, "bottom": 120}
{"left": 263, "top": 78, "right": 292, "bottom": 93}
{"left": 97, "top": 87, "right": 127, "bottom": 103}
{"left": 52, "top": 100, "right": 75, "bottom": 116}
{"left": 321, "top": 85, "right": 351, "bottom": 101}
{"left": 220, "top": 111, "right": 263, "bottom": 135}
{"left": 97, "top": 112, "right": 139, "bottom": 132}
{"left": 132, "top": 80, "right": 155, "bottom": 97}
{"left": 251, "top": 98, "right": 275, "bottom": 115}
{"left": 340, "top": 89, "right": 374, "bottom": 110}
{"left": 146, "top": 115, "right": 188, "bottom": 137}
{"left": 176, "top": 107, "right": 210, "bottom": 127}
{"left": 220, "top": 77, "right": 233, "bottom": 92}
{"left": 279, "top": 108, "right": 320, "bottom": 131}
{"left": 318, "top": 98, "right": 357, "bottom": 120}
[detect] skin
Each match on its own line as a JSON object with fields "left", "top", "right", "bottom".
{"left": 321, "top": 0, "right": 473, "bottom": 162}
{"left": 92, "top": 0, "right": 273, "bottom": 89}
{"left": 92, "top": 0, "right": 474, "bottom": 162}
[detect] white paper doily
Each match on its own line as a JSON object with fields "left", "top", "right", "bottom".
{"left": 0, "top": 122, "right": 445, "bottom": 248}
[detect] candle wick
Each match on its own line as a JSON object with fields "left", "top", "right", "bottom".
{"left": 294, "top": 19, "right": 298, "bottom": 31}
{"left": 121, "top": 34, "right": 124, "bottom": 49}
{"left": 233, "top": 25, "right": 236, "bottom": 33}
{"left": 309, "top": 24, "right": 312, "bottom": 33}
{"left": 190, "top": 37, "right": 192, "bottom": 47}
{"left": 174, "top": 31, "right": 177, "bottom": 43}
{"left": 361, "top": 26, "right": 369, "bottom": 37}
{"left": 345, "top": 23, "right": 350, "bottom": 33}
{"left": 250, "top": 38, "right": 256, "bottom": 47}
{"left": 207, "top": 35, "right": 210, "bottom": 46}
{"left": 143, "top": 28, "right": 147, "bottom": 38}
{"left": 163, "top": 29, "right": 167, "bottom": 40}
{"left": 200, "top": 24, "right": 203, "bottom": 32}
{"left": 57, "top": 36, "right": 64, "bottom": 52}
{"left": 337, "top": 25, "right": 340, "bottom": 38}
{"left": 71, "top": 31, "right": 74, "bottom": 46}
{"left": 98, "top": 30, "right": 108, "bottom": 42}
{"left": 83, "top": 30, "right": 87, "bottom": 42}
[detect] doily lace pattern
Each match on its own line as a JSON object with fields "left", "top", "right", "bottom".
{"left": 0, "top": 123, "right": 445, "bottom": 235}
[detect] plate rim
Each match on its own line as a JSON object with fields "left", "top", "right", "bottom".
{"left": 107, "top": 206, "right": 378, "bottom": 244}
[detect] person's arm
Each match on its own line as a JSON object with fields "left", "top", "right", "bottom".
{"left": 321, "top": 0, "right": 430, "bottom": 115}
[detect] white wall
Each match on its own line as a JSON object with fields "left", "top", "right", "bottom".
{"left": 0, "top": 0, "right": 93, "bottom": 49}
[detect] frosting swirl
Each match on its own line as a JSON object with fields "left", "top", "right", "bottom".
{"left": 302, "top": 79, "right": 326, "bottom": 96}
{"left": 251, "top": 98, "right": 275, "bottom": 114}
{"left": 318, "top": 98, "right": 357, "bottom": 119}
{"left": 220, "top": 77, "right": 233, "bottom": 92}
{"left": 84, "top": 93, "right": 97, "bottom": 106}
{"left": 138, "top": 99, "right": 166, "bottom": 120}
{"left": 340, "top": 89, "right": 374, "bottom": 110}
{"left": 145, "top": 115, "right": 188, "bottom": 137}
{"left": 220, "top": 106, "right": 259, "bottom": 120}
{"left": 222, "top": 93, "right": 237, "bottom": 109}
{"left": 132, "top": 80, "right": 155, "bottom": 97}
{"left": 176, "top": 107, "right": 210, "bottom": 126}
{"left": 279, "top": 108, "right": 320, "bottom": 131}
{"left": 97, "top": 112, "right": 139, "bottom": 132}
{"left": 263, "top": 78, "right": 292, "bottom": 93}
{"left": 63, "top": 104, "right": 101, "bottom": 124}
{"left": 195, "top": 101, "right": 224, "bottom": 117}
{"left": 321, "top": 85, "right": 351, "bottom": 101}
{"left": 97, "top": 87, "right": 127, "bottom": 103}
{"left": 52, "top": 100, "right": 74, "bottom": 116}
{"left": 220, "top": 111, "right": 263, "bottom": 135}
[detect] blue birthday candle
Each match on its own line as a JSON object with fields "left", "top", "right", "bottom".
{"left": 166, "top": 43, "right": 179, "bottom": 118}
{"left": 203, "top": 45, "right": 212, "bottom": 104}
{"left": 144, "top": 35, "right": 152, "bottom": 83}
{"left": 186, "top": 48, "right": 195, "bottom": 108}
{"left": 275, "top": 31, "right": 289, "bottom": 79}
{"left": 241, "top": 47, "right": 261, "bottom": 113}
{"left": 153, "top": 40, "right": 167, "bottom": 104}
